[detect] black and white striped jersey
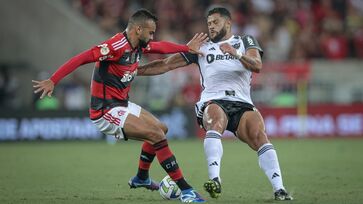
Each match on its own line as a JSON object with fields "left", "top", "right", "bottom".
{"left": 181, "top": 34, "right": 263, "bottom": 106}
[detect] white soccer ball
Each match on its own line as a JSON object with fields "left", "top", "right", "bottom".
{"left": 159, "top": 175, "right": 181, "bottom": 200}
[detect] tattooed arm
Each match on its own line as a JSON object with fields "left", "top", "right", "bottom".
{"left": 137, "top": 54, "right": 189, "bottom": 76}
{"left": 238, "top": 48, "right": 262, "bottom": 73}
{"left": 219, "top": 43, "right": 262, "bottom": 73}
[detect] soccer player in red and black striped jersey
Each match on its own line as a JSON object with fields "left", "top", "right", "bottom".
{"left": 33, "top": 9, "right": 206, "bottom": 203}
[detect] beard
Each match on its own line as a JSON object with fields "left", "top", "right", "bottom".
{"left": 211, "top": 27, "right": 227, "bottom": 43}
{"left": 139, "top": 39, "right": 150, "bottom": 48}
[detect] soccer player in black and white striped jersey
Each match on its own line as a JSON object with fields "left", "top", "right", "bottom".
{"left": 136, "top": 7, "right": 293, "bottom": 201}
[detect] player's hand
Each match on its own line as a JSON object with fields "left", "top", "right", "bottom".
{"left": 219, "top": 43, "right": 237, "bottom": 57}
{"left": 187, "top": 33, "right": 209, "bottom": 56}
{"left": 32, "top": 79, "right": 55, "bottom": 99}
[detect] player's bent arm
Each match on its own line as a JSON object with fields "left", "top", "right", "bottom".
{"left": 146, "top": 41, "right": 189, "bottom": 54}
{"left": 239, "top": 48, "right": 262, "bottom": 73}
{"left": 137, "top": 54, "right": 188, "bottom": 76}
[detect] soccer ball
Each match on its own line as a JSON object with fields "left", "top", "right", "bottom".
{"left": 159, "top": 175, "right": 181, "bottom": 200}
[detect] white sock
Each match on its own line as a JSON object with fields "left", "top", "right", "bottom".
{"left": 258, "top": 143, "right": 285, "bottom": 191}
{"left": 204, "top": 130, "right": 223, "bottom": 181}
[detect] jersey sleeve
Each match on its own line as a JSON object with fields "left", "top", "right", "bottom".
{"left": 143, "top": 41, "right": 189, "bottom": 54}
{"left": 180, "top": 52, "right": 198, "bottom": 65}
{"left": 241, "top": 35, "right": 264, "bottom": 57}
{"left": 90, "top": 35, "right": 125, "bottom": 62}
{"left": 50, "top": 49, "right": 96, "bottom": 85}
{"left": 50, "top": 35, "right": 126, "bottom": 85}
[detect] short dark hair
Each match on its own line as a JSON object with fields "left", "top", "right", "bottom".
{"left": 207, "top": 7, "right": 231, "bottom": 19}
{"left": 128, "top": 9, "right": 158, "bottom": 26}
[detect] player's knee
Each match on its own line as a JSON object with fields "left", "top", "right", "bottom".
{"left": 248, "top": 129, "right": 265, "bottom": 151}
{"left": 206, "top": 120, "right": 225, "bottom": 133}
{"left": 159, "top": 123, "right": 168, "bottom": 134}
{"left": 146, "top": 127, "right": 165, "bottom": 144}
{"left": 213, "top": 122, "right": 225, "bottom": 131}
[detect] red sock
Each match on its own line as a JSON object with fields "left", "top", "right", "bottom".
{"left": 153, "top": 139, "right": 192, "bottom": 190}
{"left": 137, "top": 142, "right": 155, "bottom": 180}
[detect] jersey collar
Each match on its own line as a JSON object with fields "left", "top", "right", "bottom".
{"left": 122, "top": 31, "right": 138, "bottom": 51}
{"left": 216, "top": 35, "right": 235, "bottom": 44}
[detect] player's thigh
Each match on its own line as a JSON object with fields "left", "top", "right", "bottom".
{"left": 138, "top": 108, "right": 168, "bottom": 134}
{"left": 236, "top": 111, "right": 269, "bottom": 150}
{"left": 203, "top": 103, "right": 228, "bottom": 134}
{"left": 123, "top": 113, "right": 165, "bottom": 144}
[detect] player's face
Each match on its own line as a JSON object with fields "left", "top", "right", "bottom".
{"left": 207, "top": 13, "right": 229, "bottom": 43}
{"left": 138, "top": 20, "right": 156, "bottom": 48}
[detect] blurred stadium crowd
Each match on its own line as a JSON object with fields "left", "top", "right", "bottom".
{"left": 71, "top": 0, "right": 363, "bottom": 61}
{"left": 1, "top": 0, "right": 363, "bottom": 111}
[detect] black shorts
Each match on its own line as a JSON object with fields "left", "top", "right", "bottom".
{"left": 197, "top": 100, "right": 256, "bottom": 134}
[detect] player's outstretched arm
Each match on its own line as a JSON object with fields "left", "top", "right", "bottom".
{"left": 146, "top": 33, "right": 208, "bottom": 55}
{"left": 220, "top": 43, "right": 262, "bottom": 73}
{"left": 137, "top": 54, "right": 188, "bottom": 76}
{"left": 32, "top": 49, "right": 96, "bottom": 99}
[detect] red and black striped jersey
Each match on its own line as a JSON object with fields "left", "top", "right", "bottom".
{"left": 89, "top": 32, "right": 189, "bottom": 119}
{"left": 89, "top": 32, "right": 139, "bottom": 119}
{"left": 50, "top": 31, "right": 189, "bottom": 120}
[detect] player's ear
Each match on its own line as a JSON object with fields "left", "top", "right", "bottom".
{"left": 136, "top": 25, "right": 142, "bottom": 35}
{"left": 226, "top": 19, "right": 232, "bottom": 29}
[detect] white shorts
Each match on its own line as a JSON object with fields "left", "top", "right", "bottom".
{"left": 92, "top": 101, "right": 141, "bottom": 140}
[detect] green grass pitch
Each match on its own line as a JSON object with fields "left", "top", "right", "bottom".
{"left": 1, "top": 139, "right": 363, "bottom": 204}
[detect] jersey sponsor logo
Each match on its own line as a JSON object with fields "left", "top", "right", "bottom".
{"left": 120, "top": 70, "right": 137, "bottom": 83}
{"left": 208, "top": 47, "right": 216, "bottom": 51}
{"left": 99, "top": 56, "right": 108, "bottom": 61}
{"left": 206, "top": 53, "right": 238, "bottom": 64}
{"left": 99, "top": 55, "right": 114, "bottom": 61}
{"left": 247, "top": 36, "right": 254, "bottom": 45}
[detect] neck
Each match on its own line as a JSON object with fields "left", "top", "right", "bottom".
{"left": 220, "top": 33, "right": 232, "bottom": 42}
{"left": 125, "top": 28, "right": 139, "bottom": 49}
